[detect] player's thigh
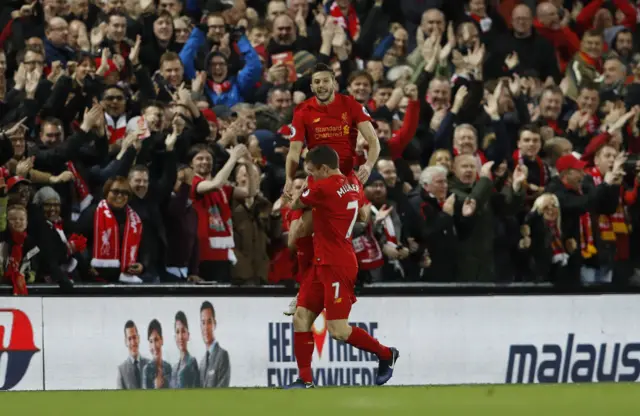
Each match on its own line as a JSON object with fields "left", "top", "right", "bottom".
{"left": 296, "top": 267, "right": 325, "bottom": 318}
{"left": 319, "top": 265, "right": 358, "bottom": 321}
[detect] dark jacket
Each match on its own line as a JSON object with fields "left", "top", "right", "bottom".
{"left": 485, "top": 30, "right": 561, "bottom": 82}
{"left": 163, "top": 183, "right": 199, "bottom": 276}
{"left": 521, "top": 210, "right": 573, "bottom": 284}
{"left": 408, "top": 188, "right": 459, "bottom": 282}
{"left": 128, "top": 150, "right": 177, "bottom": 281}
{"left": 545, "top": 175, "right": 621, "bottom": 275}
{"left": 44, "top": 39, "right": 76, "bottom": 65}
{"left": 75, "top": 202, "right": 150, "bottom": 283}
{"left": 450, "top": 176, "right": 525, "bottom": 281}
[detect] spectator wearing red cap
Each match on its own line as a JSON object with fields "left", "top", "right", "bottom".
{"left": 545, "top": 153, "right": 622, "bottom": 286}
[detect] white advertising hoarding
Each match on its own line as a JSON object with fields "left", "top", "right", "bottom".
{"left": 0, "top": 297, "right": 44, "bottom": 391}
{"left": 16, "top": 294, "right": 640, "bottom": 390}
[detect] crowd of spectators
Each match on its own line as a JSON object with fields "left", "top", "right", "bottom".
{"left": 2, "top": 0, "right": 640, "bottom": 294}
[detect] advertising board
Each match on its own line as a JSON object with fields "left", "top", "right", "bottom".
{"left": 0, "top": 298, "right": 44, "bottom": 391}
{"left": 4, "top": 294, "right": 640, "bottom": 390}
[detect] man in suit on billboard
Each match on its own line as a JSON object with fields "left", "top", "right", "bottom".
{"left": 199, "top": 301, "right": 231, "bottom": 387}
{"left": 117, "top": 320, "right": 150, "bottom": 389}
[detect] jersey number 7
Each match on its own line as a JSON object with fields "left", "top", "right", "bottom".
{"left": 346, "top": 200, "right": 358, "bottom": 239}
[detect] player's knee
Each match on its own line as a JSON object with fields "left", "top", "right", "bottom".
{"left": 293, "top": 308, "right": 314, "bottom": 332}
{"left": 327, "top": 320, "right": 350, "bottom": 341}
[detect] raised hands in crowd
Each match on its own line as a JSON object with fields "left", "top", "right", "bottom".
{"left": 4, "top": 0, "right": 640, "bottom": 292}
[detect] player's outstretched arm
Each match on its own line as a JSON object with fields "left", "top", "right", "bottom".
{"left": 290, "top": 195, "right": 308, "bottom": 211}
{"left": 358, "top": 203, "right": 371, "bottom": 223}
{"left": 284, "top": 140, "right": 304, "bottom": 197}
{"left": 357, "top": 121, "right": 380, "bottom": 182}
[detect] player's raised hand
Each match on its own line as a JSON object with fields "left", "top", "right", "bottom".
{"left": 282, "top": 179, "right": 294, "bottom": 203}
{"left": 357, "top": 163, "right": 373, "bottom": 184}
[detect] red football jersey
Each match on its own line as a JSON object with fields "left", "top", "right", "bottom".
{"left": 299, "top": 174, "right": 364, "bottom": 267}
{"left": 290, "top": 93, "right": 373, "bottom": 174}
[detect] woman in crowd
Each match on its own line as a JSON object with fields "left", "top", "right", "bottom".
{"left": 76, "top": 176, "right": 146, "bottom": 283}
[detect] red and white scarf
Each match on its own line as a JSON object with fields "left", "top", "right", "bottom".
{"left": 329, "top": 1, "right": 360, "bottom": 39}
{"left": 467, "top": 12, "right": 492, "bottom": 33}
{"left": 547, "top": 219, "right": 569, "bottom": 266}
{"left": 353, "top": 222, "right": 384, "bottom": 270}
{"left": 585, "top": 167, "right": 628, "bottom": 241}
{"left": 585, "top": 114, "right": 600, "bottom": 136}
{"left": 105, "top": 113, "right": 127, "bottom": 145}
{"left": 66, "top": 161, "right": 93, "bottom": 212}
{"left": 4, "top": 230, "right": 28, "bottom": 295}
{"left": 91, "top": 199, "right": 143, "bottom": 283}
{"left": 206, "top": 80, "right": 231, "bottom": 95}
{"left": 513, "top": 149, "right": 546, "bottom": 187}
{"left": 50, "top": 220, "right": 78, "bottom": 273}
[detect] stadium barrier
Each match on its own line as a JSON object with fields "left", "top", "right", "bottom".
{"left": 2, "top": 292, "right": 640, "bottom": 391}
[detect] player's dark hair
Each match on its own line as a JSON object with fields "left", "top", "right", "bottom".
{"left": 175, "top": 311, "right": 189, "bottom": 330}
{"left": 148, "top": 319, "right": 163, "bottom": 339}
{"left": 124, "top": 320, "right": 137, "bottom": 337}
{"left": 200, "top": 301, "right": 216, "bottom": 319}
{"left": 311, "top": 63, "right": 334, "bottom": 77}
{"left": 305, "top": 146, "right": 339, "bottom": 170}
{"left": 294, "top": 170, "right": 307, "bottom": 180}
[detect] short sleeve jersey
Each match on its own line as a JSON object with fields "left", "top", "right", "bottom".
{"left": 290, "top": 93, "right": 372, "bottom": 174}
{"left": 299, "top": 174, "right": 365, "bottom": 267}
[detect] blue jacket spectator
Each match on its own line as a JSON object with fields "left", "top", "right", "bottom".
{"left": 179, "top": 27, "right": 262, "bottom": 108}
{"left": 44, "top": 39, "right": 75, "bottom": 66}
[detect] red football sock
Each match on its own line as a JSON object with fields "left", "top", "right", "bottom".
{"left": 346, "top": 326, "right": 392, "bottom": 360}
{"left": 294, "top": 332, "right": 315, "bottom": 383}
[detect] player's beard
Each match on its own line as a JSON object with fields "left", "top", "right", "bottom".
{"left": 314, "top": 88, "right": 335, "bottom": 104}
